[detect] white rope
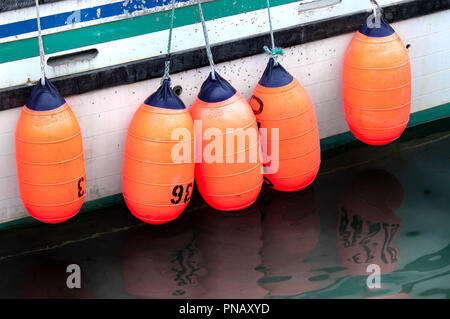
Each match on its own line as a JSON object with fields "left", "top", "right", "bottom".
{"left": 370, "top": 0, "right": 382, "bottom": 19}
{"left": 35, "top": 0, "right": 46, "bottom": 86}
{"left": 264, "top": 0, "right": 283, "bottom": 66}
{"left": 163, "top": 0, "right": 176, "bottom": 81}
{"left": 266, "top": 0, "right": 275, "bottom": 54}
{"left": 197, "top": 0, "right": 216, "bottom": 80}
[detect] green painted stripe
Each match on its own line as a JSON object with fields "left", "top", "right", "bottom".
{"left": 408, "top": 102, "right": 450, "bottom": 127}
{"left": 320, "top": 102, "right": 450, "bottom": 150}
{"left": 0, "top": 102, "right": 448, "bottom": 231}
{"left": 0, "top": 0, "right": 300, "bottom": 64}
{"left": 0, "top": 193, "right": 125, "bottom": 232}
{"left": 320, "top": 131, "right": 355, "bottom": 151}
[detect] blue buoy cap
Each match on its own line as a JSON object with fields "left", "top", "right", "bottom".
{"left": 359, "top": 15, "right": 395, "bottom": 37}
{"left": 144, "top": 79, "right": 186, "bottom": 110}
{"left": 197, "top": 71, "right": 237, "bottom": 103}
{"left": 26, "top": 78, "right": 66, "bottom": 111}
{"left": 259, "top": 58, "right": 294, "bottom": 88}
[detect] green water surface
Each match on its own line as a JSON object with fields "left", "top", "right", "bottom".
{"left": 0, "top": 118, "right": 448, "bottom": 299}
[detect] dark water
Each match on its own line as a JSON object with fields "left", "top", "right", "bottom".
{"left": 0, "top": 119, "right": 449, "bottom": 299}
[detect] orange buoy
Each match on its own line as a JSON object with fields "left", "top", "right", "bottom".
{"left": 250, "top": 58, "right": 321, "bottom": 192}
{"left": 123, "top": 79, "right": 195, "bottom": 224}
{"left": 343, "top": 16, "right": 411, "bottom": 145}
{"left": 15, "top": 78, "right": 86, "bottom": 223}
{"left": 190, "top": 72, "right": 263, "bottom": 211}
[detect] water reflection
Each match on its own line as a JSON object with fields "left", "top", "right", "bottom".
{"left": 118, "top": 165, "right": 447, "bottom": 299}
{"left": 259, "top": 187, "right": 320, "bottom": 297}
{"left": 121, "top": 205, "right": 266, "bottom": 299}
{"left": 196, "top": 206, "right": 266, "bottom": 298}
{"left": 337, "top": 169, "right": 404, "bottom": 276}
{"left": 122, "top": 215, "right": 205, "bottom": 298}
{"left": 23, "top": 259, "right": 92, "bottom": 298}
{"left": 1, "top": 122, "right": 448, "bottom": 298}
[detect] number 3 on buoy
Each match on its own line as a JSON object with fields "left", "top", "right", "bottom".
{"left": 77, "top": 177, "right": 85, "bottom": 198}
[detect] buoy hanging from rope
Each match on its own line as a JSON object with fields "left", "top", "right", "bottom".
{"left": 190, "top": 0, "right": 263, "bottom": 211}
{"left": 122, "top": 0, "right": 195, "bottom": 224}
{"left": 343, "top": 0, "right": 411, "bottom": 145}
{"left": 249, "top": 0, "right": 320, "bottom": 192}
{"left": 15, "top": 0, "right": 86, "bottom": 223}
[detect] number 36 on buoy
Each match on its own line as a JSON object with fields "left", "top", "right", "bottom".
{"left": 122, "top": 79, "right": 195, "bottom": 224}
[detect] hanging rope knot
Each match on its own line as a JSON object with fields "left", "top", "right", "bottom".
{"left": 162, "top": 60, "right": 171, "bottom": 81}
{"left": 370, "top": 0, "right": 383, "bottom": 19}
{"left": 263, "top": 46, "right": 283, "bottom": 66}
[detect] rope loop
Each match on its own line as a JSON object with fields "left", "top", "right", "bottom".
{"left": 370, "top": 0, "right": 383, "bottom": 19}
{"left": 163, "top": 60, "right": 171, "bottom": 81}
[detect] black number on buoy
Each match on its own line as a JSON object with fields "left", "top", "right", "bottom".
{"left": 184, "top": 183, "right": 193, "bottom": 203}
{"left": 171, "top": 185, "right": 184, "bottom": 204}
{"left": 250, "top": 95, "right": 264, "bottom": 115}
{"left": 77, "top": 177, "right": 85, "bottom": 198}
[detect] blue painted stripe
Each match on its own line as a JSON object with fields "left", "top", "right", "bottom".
{"left": 0, "top": 0, "right": 191, "bottom": 39}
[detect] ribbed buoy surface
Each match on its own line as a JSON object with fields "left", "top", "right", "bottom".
{"left": 190, "top": 72, "right": 263, "bottom": 211}
{"left": 250, "top": 59, "right": 321, "bottom": 192}
{"left": 343, "top": 17, "right": 411, "bottom": 145}
{"left": 123, "top": 80, "right": 195, "bottom": 224}
{"left": 15, "top": 79, "right": 86, "bottom": 223}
